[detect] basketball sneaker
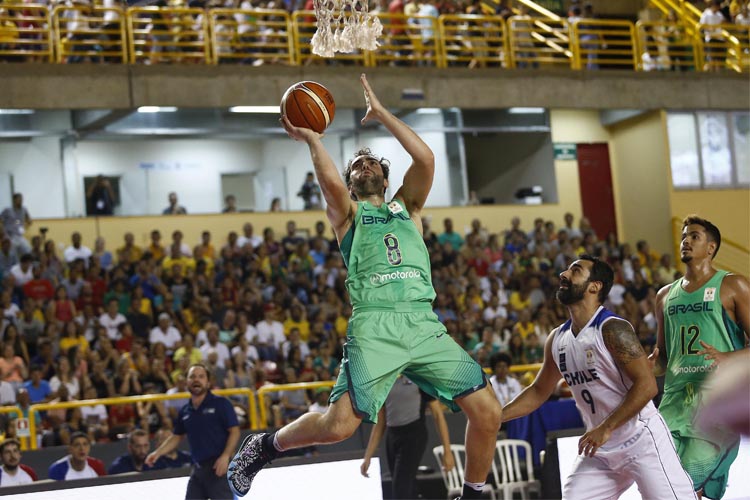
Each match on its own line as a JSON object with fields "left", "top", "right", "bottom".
{"left": 227, "top": 433, "right": 274, "bottom": 497}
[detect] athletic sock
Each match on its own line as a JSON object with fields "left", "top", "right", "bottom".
{"left": 461, "top": 481, "right": 485, "bottom": 499}
{"left": 261, "top": 432, "right": 282, "bottom": 459}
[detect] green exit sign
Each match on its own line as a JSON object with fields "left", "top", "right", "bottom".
{"left": 554, "top": 143, "right": 577, "bottom": 160}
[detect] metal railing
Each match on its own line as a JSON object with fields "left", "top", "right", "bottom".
{"left": 0, "top": 3, "right": 53, "bottom": 62}
{"left": 438, "top": 14, "right": 508, "bottom": 68}
{"left": 209, "top": 8, "right": 293, "bottom": 65}
{"left": 52, "top": 5, "right": 127, "bottom": 63}
{"left": 570, "top": 18, "right": 638, "bottom": 70}
{"left": 27, "top": 388, "right": 257, "bottom": 450}
{"left": 127, "top": 6, "right": 210, "bottom": 64}
{"left": 256, "top": 380, "right": 335, "bottom": 429}
{"left": 508, "top": 16, "right": 571, "bottom": 68}
{"left": 636, "top": 20, "right": 697, "bottom": 71}
{"left": 2, "top": 7, "right": 746, "bottom": 73}
{"left": 696, "top": 23, "right": 750, "bottom": 73}
{"left": 0, "top": 406, "right": 31, "bottom": 450}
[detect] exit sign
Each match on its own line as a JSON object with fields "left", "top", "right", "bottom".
{"left": 554, "top": 143, "right": 577, "bottom": 160}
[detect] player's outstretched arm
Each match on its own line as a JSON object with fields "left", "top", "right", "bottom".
{"left": 502, "top": 329, "right": 562, "bottom": 422}
{"left": 653, "top": 285, "right": 671, "bottom": 377}
{"left": 359, "top": 74, "right": 434, "bottom": 216}
{"left": 579, "top": 318, "right": 657, "bottom": 457}
{"left": 280, "top": 116, "right": 355, "bottom": 239}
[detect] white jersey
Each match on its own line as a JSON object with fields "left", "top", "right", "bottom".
{"left": 551, "top": 306, "right": 657, "bottom": 448}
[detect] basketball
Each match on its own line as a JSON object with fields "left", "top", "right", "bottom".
{"left": 280, "top": 81, "right": 336, "bottom": 134}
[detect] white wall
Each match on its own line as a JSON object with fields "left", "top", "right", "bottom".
{"left": 0, "top": 137, "right": 66, "bottom": 218}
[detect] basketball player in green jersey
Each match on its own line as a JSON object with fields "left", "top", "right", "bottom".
{"left": 227, "top": 74, "right": 501, "bottom": 499}
{"left": 654, "top": 215, "right": 749, "bottom": 499}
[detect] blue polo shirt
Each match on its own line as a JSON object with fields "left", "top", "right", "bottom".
{"left": 173, "top": 391, "right": 239, "bottom": 464}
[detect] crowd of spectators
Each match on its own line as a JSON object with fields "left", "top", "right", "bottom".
{"left": 0, "top": 192, "right": 682, "bottom": 468}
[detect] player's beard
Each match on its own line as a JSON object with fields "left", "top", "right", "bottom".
{"left": 189, "top": 383, "right": 208, "bottom": 397}
{"left": 3, "top": 463, "right": 18, "bottom": 471}
{"left": 352, "top": 174, "right": 384, "bottom": 199}
{"left": 680, "top": 254, "right": 693, "bottom": 264}
{"left": 556, "top": 280, "right": 588, "bottom": 305}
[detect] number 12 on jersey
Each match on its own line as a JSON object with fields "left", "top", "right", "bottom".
{"left": 383, "top": 233, "right": 402, "bottom": 265}
{"left": 680, "top": 325, "right": 700, "bottom": 355}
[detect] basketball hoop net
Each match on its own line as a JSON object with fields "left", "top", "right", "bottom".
{"left": 311, "top": 0, "right": 383, "bottom": 57}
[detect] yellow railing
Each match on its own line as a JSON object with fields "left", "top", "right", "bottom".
{"left": 0, "top": 3, "right": 53, "bottom": 62}
{"left": 571, "top": 19, "right": 638, "bottom": 70}
{"left": 256, "top": 380, "right": 335, "bottom": 429}
{"left": 27, "top": 388, "right": 257, "bottom": 450}
{"left": 371, "top": 13, "right": 441, "bottom": 68}
{"left": 636, "top": 20, "right": 697, "bottom": 71}
{"left": 508, "top": 16, "right": 571, "bottom": 68}
{"left": 127, "top": 6, "right": 210, "bottom": 64}
{"left": 671, "top": 217, "right": 750, "bottom": 276}
{"left": 209, "top": 8, "right": 293, "bottom": 65}
{"left": 52, "top": 5, "right": 127, "bottom": 63}
{"left": 438, "top": 14, "right": 508, "bottom": 68}
{"left": 696, "top": 24, "right": 750, "bottom": 73}
{"left": 0, "top": 406, "right": 31, "bottom": 451}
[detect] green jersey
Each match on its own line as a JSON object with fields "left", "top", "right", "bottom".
{"left": 662, "top": 270, "right": 745, "bottom": 394}
{"left": 339, "top": 199, "right": 435, "bottom": 307}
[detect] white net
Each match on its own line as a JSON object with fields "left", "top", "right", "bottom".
{"left": 311, "top": 0, "right": 383, "bottom": 57}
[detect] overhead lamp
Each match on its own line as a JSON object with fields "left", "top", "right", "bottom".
{"left": 508, "top": 107, "right": 545, "bottom": 114}
{"left": 415, "top": 108, "right": 441, "bottom": 114}
{"left": 137, "top": 106, "right": 178, "bottom": 113}
{"left": 0, "top": 109, "right": 34, "bottom": 115}
{"left": 229, "top": 106, "right": 281, "bottom": 113}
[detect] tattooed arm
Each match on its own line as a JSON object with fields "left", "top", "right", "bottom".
{"left": 578, "top": 318, "right": 658, "bottom": 457}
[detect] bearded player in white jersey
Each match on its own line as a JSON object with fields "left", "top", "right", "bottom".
{"left": 502, "top": 255, "right": 696, "bottom": 499}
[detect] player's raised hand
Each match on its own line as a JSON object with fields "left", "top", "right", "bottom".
{"left": 697, "top": 340, "right": 729, "bottom": 367}
{"left": 360, "top": 73, "right": 385, "bottom": 125}
{"left": 280, "top": 115, "right": 323, "bottom": 143}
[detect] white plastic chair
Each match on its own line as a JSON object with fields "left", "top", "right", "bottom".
{"left": 433, "top": 444, "right": 497, "bottom": 500}
{"left": 491, "top": 439, "right": 542, "bottom": 500}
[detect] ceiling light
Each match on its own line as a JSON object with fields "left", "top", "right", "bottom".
{"left": 416, "top": 108, "right": 441, "bottom": 114}
{"left": 137, "top": 106, "right": 178, "bottom": 113}
{"left": 508, "top": 107, "right": 545, "bottom": 114}
{"left": 229, "top": 106, "right": 280, "bottom": 114}
{"left": 0, "top": 109, "right": 34, "bottom": 115}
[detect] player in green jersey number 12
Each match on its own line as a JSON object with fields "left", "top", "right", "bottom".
{"left": 655, "top": 215, "right": 749, "bottom": 500}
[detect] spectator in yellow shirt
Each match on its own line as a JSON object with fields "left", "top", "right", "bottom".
{"left": 146, "top": 230, "right": 165, "bottom": 262}
{"left": 283, "top": 303, "right": 310, "bottom": 342}
{"left": 117, "top": 232, "right": 142, "bottom": 266}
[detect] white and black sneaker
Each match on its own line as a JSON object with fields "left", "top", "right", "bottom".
{"left": 227, "top": 433, "right": 274, "bottom": 497}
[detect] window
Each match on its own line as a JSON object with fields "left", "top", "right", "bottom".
{"left": 667, "top": 111, "right": 750, "bottom": 189}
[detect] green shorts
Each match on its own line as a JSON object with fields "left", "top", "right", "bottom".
{"left": 329, "top": 303, "right": 486, "bottom": 424}
{"left": 661, "top": 389, "right": 741, "bottom": 499}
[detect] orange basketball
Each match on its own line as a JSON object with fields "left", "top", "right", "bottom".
{"left": 280, "top": 81, "right": 335, "bottom": 134}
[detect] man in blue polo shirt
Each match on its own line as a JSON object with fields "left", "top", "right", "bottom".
{"left": 145, "top": 363, "right": 239, "bottom": 499}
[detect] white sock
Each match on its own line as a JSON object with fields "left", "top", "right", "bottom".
{"left": 272, "top": 433, "right": 286, "bottom": 453}
{"left": 463, "top": 480, "right": 485, "bottom": 492}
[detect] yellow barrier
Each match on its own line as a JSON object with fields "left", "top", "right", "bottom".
{"left": 0, "top": 406, "right": 31, "bottom": 451}
{"left": 52, "top": 5, "right": 127, "bottom": 64}
{"left": 508, "top": 16, "right": 571, "bottom": 68}
{"left": 256, "top": 380, "right": 334, "bottom": 429}
{"left": 438, "top": 14, "right": 508, "bottom": 69}
{"left": 636, "top": 20, "right": 697, "bottom": 71}
{"left": 28, "top": 388, "right": 257, "bottom": 450}
{"left": 372, "top": 13, "right": 441, "bottom": 68}
{"left": 209, "top": 8, "right": 293, "bottom": 65}
{"left": 0, "top": 3, "right": 53, "bottom": 62}
{"left": 127, "top": 6, "right": 210, "bottom": 64}
{"left": 571, "top": 19, "right": 638, "bottom": 70}
{"left": 696, "top": 23, "right": 750, "bottom": 73}
{"left": 291, "top": 10, "right": 368, "bottom": 66}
